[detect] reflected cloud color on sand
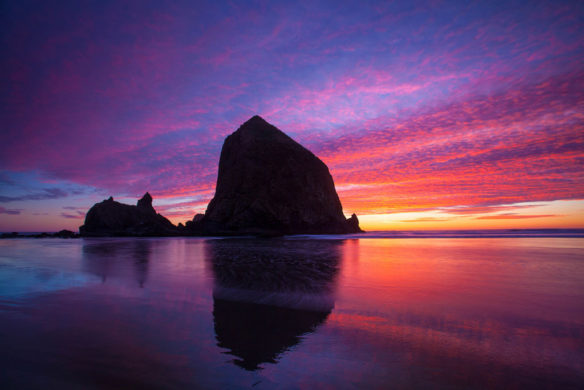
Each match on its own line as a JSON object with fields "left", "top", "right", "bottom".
{"left": 0, "top": 236, "right": 582, "bottom": 388}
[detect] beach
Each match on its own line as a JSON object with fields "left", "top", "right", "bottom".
{"left": 1, "top": 233, "right": 582, "bottom": 388}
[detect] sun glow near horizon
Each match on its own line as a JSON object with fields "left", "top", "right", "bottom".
{"left": 355, "top": 200, "right": 584, "bottom": 231}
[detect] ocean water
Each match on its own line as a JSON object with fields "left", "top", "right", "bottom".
{"left": 0, "top": 234, "right": 583, "bottom": 389}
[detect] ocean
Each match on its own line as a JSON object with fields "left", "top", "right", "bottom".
{"left": 0, "top": 232, "right": 583, "bottom": 388}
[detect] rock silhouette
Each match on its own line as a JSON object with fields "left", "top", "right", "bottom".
{"left": 79, "top": 193, "right": 176, "bottom": 237}
{"left": 198, "top": 115, "right": 362, "bottom": 235}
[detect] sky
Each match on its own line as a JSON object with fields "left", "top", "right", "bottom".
{"left": 1, "top": 0, "right": 583, "bottom": 232}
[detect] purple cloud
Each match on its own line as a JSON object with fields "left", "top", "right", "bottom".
{"left": 0, "top": 207, "right": 21, "bottom": 215}
{"left": 0, "top": 188, "right": 69, "bottom": 203}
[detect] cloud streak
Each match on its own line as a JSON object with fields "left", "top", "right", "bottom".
{"left": 0, "top": 188, "right": 69, "bottom": 203}
{"left": 60, "top": 211, "right": 85, "bottom": 219}
{"left": 475, "top": 214, "right": 560, "bottom": 220}
{"left": 0, "top": 207, "right": 21, "bottom": 215}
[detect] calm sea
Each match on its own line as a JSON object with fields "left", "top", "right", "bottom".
{"left": 1, "top": 232, "right": 583, "bottom": 389}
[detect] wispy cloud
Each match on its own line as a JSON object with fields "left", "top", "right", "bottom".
{"left": 436, "top": 204, "right": 545, "bottom": 215}
{"left": 0, "top": 206, "right": 21, "bottom": 215}
{"left": 400, "top": 217, "right": 452, "bottom": 223}
{"left": 475, "top": 214, "right": 560, "bottom": 220}
{"left": 0, "top": 188, "right": 68, "bottom": 203}
{"left": 60, "top": 210, "right": 85, "bottom": 219}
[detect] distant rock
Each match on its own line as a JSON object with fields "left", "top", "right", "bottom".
{"left": 0, "top": 230, "right": 79, "bottom": 239}
{"left": 0, "top": 232, "right": 20, "bottom": 239}
{"left": 53, "top": 229, "right": 78, "bottom": 238}
{"left": 79, "top": 193, "right": 177, "bottom": 237}
{"left": 198, "top": 115, "right": 363, "bottom": 235}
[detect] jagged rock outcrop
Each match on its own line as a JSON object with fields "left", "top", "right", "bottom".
{"left": 136, "top": 192, "right": 155, "bottom": 214}
{"left": 196, "top": 115, "right": 363, "bottom": 235}
{"left": 184, "top": 213, "right": 204, "bottom": 231}
{"left": 79, "top": 193, "right": 177, "bottom": 237}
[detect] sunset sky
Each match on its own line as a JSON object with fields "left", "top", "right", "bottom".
{"left": 1, "top": 0, "right": 583, "bottom": 232}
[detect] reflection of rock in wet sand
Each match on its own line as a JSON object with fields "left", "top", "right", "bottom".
{"left": 206, "top": 239, "right": 343, "bottom": 370}
{"left": 213, "top": 298, "right": 330, "bottom": 370}
{"left": 82, "top": 239, "right": 151, "bottom": 287}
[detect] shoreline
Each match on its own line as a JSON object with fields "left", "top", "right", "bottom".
{"left": 2, "top": 228, "right": 583, "bottom": 239}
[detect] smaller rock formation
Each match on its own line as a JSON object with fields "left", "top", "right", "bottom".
{"left": 346, "top": 214, "right": 360, "bottom": 232}
{"left": 79, "top": 193, "right": 177, "bottom": 237}
{"left": 137, "top": 192, "right": 155, "bottom": 214}
{"left": 184, "top": 213, "right": 205, "bottom": 232}
{"left": 53, "top": 229, "right": 79, "bottom": 238}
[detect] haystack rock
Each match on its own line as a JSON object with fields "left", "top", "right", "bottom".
{"left": 198, "top": 115, "right": 363, "bottom": 235}
{"left": 79, "top": 193, "right": 177, "bottom": 236}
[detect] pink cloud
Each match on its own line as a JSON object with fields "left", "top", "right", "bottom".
{"left": 475, "top": 214, "right": 560, "bottom": 220}
{"left": 0, "top": 206, "right": 21, "bottom": 215}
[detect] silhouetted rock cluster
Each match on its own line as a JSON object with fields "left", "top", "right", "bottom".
{"left": 79, "top": 193, "right": 176, "bottom": 237}
{"left": 77, "top": 116, "right": 362, "bottom": 237}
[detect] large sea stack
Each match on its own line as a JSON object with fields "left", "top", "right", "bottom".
{"left": 79, "top": 193, "right": 177, "bottom": 236}
{"left": 198, "top": 116, "right": 362, "bottom": 235}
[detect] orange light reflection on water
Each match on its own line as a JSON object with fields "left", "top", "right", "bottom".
{"left": 328, "top": 238, "right": 584, "bottom": 386}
